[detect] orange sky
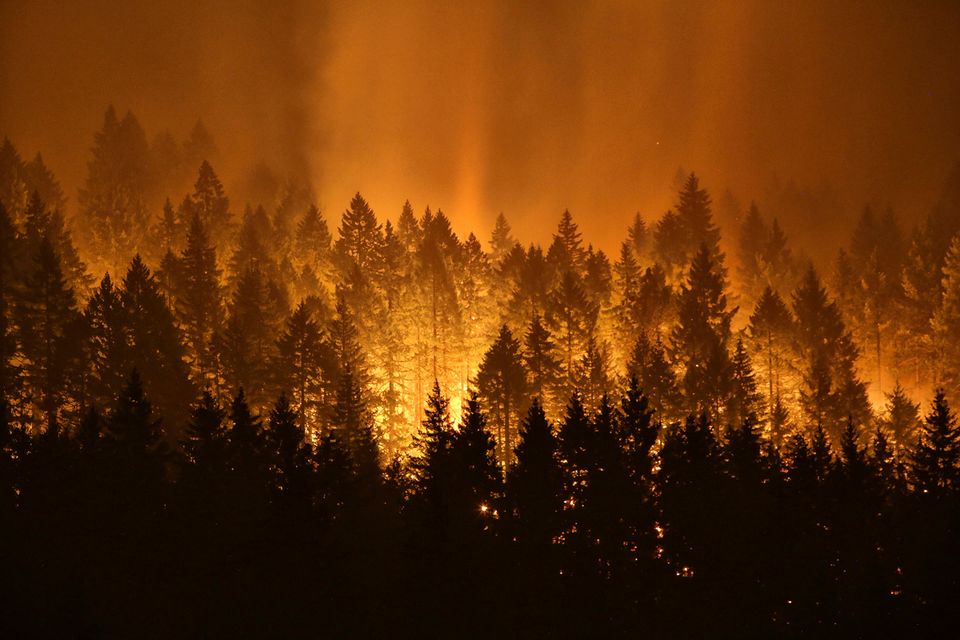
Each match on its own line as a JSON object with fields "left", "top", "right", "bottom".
{"left": 2, "top": 0, "right": 959, "bottom": 256}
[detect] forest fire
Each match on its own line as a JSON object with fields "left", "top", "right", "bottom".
{"left": 2, "top": 1, "right": 960, "bottom": 638}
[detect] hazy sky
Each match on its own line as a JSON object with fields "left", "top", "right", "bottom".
{"left": 2, "top": 0, "right": 959, "bottom": 252}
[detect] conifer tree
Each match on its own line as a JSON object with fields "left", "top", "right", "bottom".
{"left": 77, "top": 107, "right": 152, "bottom": 271}
{"left": 792, "top": 266, "right": 871, "bottom": 438}
{"left": 522, "top": 313, "right": 562, "bottom": 418}
{"left": 410, "top": 381, "right": 455, "bottom": 507}
{"left": 546, "top": 269, "right": 596, "bottom": 396}
{"left": 476, "top": 325, "right": 527, "bottom": 465}
{"left": 726, "top": 336, "right": 763, "bottom": 428}
{"left": 882, "top": 382, "right": 920, "bottom": 456}
{"left": 334, "top": 192, "right": 384, "bottom": 277}
{"left": 0, "top": 203, "right": 22, "bottom": 417}
{"left": 85, "top": 273, "right": 129, "bottom": 409}
{"left": 218, "top": 266, "right": 275, "bottom": 411}
{"left": 119, "top": 255, "right": 193, "bottom": 432}
{"left": 932, "top": 234, "right": 960, "bottom": 398}
{"left": 172, "top": 215, "right": 222, "bottom": 393}
{"left": 676, "top": 173, "right": 721, "bottom": 262}
{"left": 104, "top": 369, "right": 166, "bottom": 469}
{"left": 15, "top": 237, "right": 82, "bottom": 426}
{"left": 184, "top": 160, "right": 232, "bottom": 246}
{"left": 547, "top": 209, "right": 587, "bottom": 275}
{"left": 0, "top": 138, "right": 28, "bottom": 221}
{"left": 912, "top": 389, "right": 960, "bottom": 495}
{"left": 670, "top": 243, "right": 735, "bottom": 418}
{"left": 489, "top": 212, "right": 516, "bottom": 266}
{"left": 450, "top": 393, "right": 501, "bottom": 513}
{"left": 182, "top": 391, "right": 227, "bottom": 467}
{"left": 626, "top": 333, "right": 679, "bottom": 423}
{"left": 747, "top": 286, "right": 794, "bottom": 419}
{"left": 507, "top": 397, "right": 564, "bottom": 580}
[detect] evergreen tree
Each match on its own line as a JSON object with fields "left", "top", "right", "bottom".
{"left": 489, "top": 212, "right": 516, "bottom": 266}
{"left": 546, "top": 269, "right": 596, "bottom": 396}
{"left": 181, "top": 391, "right": 227, "bottom": 468}
{"left": 172, "top": 215, "right": 222, "bottom": 393}
{"left": 218, "top": 266, "right": 276, "bottom": 411}
{"left": 508, "top": 398, "right": 564, "bottom": 547}
{"left": 85, "top": 273, "right": 129, "bottom": 409}
{"left": 15, "top": 237, "right": 82, "bottom": 426}
{"left": 912, "top": 389, "right": 960, "bottom": 495}
{"left": 274, "top": 302, "right": 329, "bottom": 432}
{"left": 933, "top": 234, "right": 960, "bottom": 399}
{"left": 522, "top": 313, "right": 562, "bottom": 418}
{"left": 670, "top": 243, "right": 735, "bottom": 418}
{"left": 747, "top": 286, "right": 794, "bottom": 422}
{"left": 184, "top": 160, "right": 232, "bottom": 246}
{"left": 77, "top": 107, "right": 152, "bottom": 271}
{"left": 882, "top": 382, "right": 920, "bottom": 456}
{"left": 104, "top": 369, "right": 166, "bottom": 475}
{"left": 118, "top": 255, "right": 193, "bottom": 433}
{"left": 676, "top": 173, "right": 722, "bottom": 262}
{"left": 547, "top": 209, "right": 587, "bottom": 275}
{"left": 626, "top": 333, "right": 679, "bottom": 424}
{"left": 334, "top": 192, "right": 384, "bottom": 277}
{"left": 476, "top": 325, "right": 527, "bottom": 465}
{"left": 725, "top": 336, "right": 763, "bottom": 428}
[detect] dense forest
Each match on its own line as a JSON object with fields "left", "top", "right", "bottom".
{"left": 2, "top": 109, "right": 960, "bottom": 637}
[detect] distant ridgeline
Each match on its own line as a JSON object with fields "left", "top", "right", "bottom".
{"left": 2, "top": 115, "right": 960, "bottom": 636}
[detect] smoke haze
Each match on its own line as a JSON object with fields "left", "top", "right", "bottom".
{"left": 2, "top": 0, "right": 959, "bottom": 255}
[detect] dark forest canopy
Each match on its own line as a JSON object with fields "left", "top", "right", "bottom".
{"left": 2, "top": 114, "right": 960, "bottom": 636}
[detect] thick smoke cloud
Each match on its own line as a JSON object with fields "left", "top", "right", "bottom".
{"left": 2, "top": 0, "right": 959, "bottom": 257}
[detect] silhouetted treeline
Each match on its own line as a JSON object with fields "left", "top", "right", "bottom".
{"left": 2, "top": 376, "right": 960, "bottom": 638}
{"left": 3, "top": 110, "right": 960, "bottom": 636}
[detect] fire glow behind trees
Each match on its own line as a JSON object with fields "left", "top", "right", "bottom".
{"left": 2, "top": 1, "right": 960, "bottom": 638}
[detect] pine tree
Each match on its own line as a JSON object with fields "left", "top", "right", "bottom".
{"left": 508, "top": 398, "right": 564, "bottom": 547}
{"left": 912, "top": 389, "right": 960, "bottom": 495}
{"left": 450, "top": 393, "right": 501, "bottom": 513}
{"left": 85, "top": 273, "right": 129, "bottom": 409}
{"left": 489, "top": 212, "right": 516, "bottom": 266}
{"left": 104, "top": 369, "right": 166, "bottom": 469}
{"left": 522, "top": 313, "right": 562, "bottom": 418}
{"left": 736, "top": 202, "right": 768, "bottom": 303}
{"left": 118, "top": 255, "right": 193, "bottom": 433}
{"left": 882, "top": 382, "right": 920, "bottom": 456}
{"left": 295, "top": 205, "right": 332, "bottom": 286}
{"left": 547, "top": 209, "right": 587, "bottom": 275}
{"left": 572, "top": 334, "right": 611, "bottom": 415}
{"left": 626, "top": 212, "right": 650, "bottom": 264}
{"left": 410, "top": 380, "right": 455, "bottom": 506}
{"left": 747, "top": 286, "right": 794, "bottom": 422}
{"left": 15, "top": 237, "right": 81, "bottom": 426}
{"left": 334, "top": 192, "right": 384, "bottom": 277}
{"left": 932, "top": 234, "right": 960, "bottom": 399}
{"left": 726, "top": 336, "right": 763, "bottom": 428}
{"left": 181, "top": 391, "right": 227, "bottom": 468}
{"left": 274, "top": 300, "right": 327, "bottom": 437}
{"left": 792, "top": 266, "right": 871, "bottom": 438}
{"left": 22, "top": 191, "right": 92, "bottom": 294}
{"left": 476, "top": 325, "right": 527, "bottom": 466}
{"left": 0, "top": 203, "right": 23, "bottom": 418}
{"left": 184, "top": 160, "right": 232, "bottom": 246}
{"left": 218, "top": 266, "right": 276, "bottom": 411}
{"left": 626, "top": 333, "right": 680, "bottom": 424}
{"left": 0, "top": 138, "right": 28, "bottom": 221}
{"left": 77, "top": 107, "right": 152, "bottom": 271}
{"left": 172, "top": 215, "right": 222, "bottom": 393}
{"left": 670, "top": 243, "right": 735, "bottom": 418}
{"left": 546, "top": 269, "right": 596, "bottom": 396}
{"left": 676, "top": 173, "right": 721, "bottom": 262}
